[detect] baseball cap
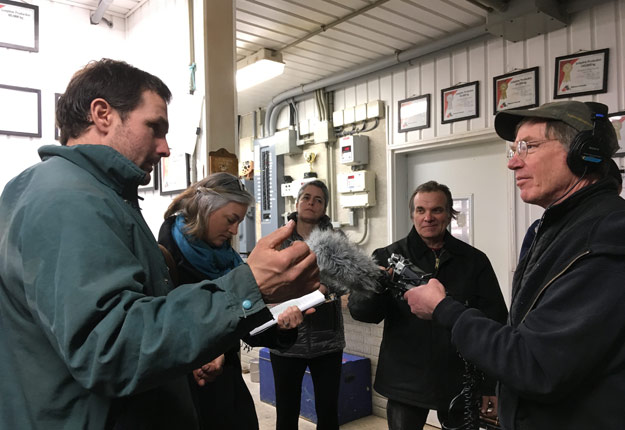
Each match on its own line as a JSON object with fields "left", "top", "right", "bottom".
{"left": 494, "top": 101, "right": 606, "bottom": 142}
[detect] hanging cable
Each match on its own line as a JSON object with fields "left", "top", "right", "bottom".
{"left": 441, "top": 356, "right": 483, "bottom": 430}
{"left": 354, "top": 208, "right": 369, "bottom": 245}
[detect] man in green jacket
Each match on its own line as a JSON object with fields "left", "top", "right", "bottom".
{"left": 0, "top": 59, "right": 319, "bottom": 429}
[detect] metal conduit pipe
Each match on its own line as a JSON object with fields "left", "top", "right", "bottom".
{"left": 264, "top": 25, "right": 491, "bottom": 135}
{"left": 91, "top": 0, "right": 114, "bottom": 25}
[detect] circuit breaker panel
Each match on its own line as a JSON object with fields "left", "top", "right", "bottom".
{"left": 238, "top": 178, "right": 256, "bottom": 255}
{"left": 254, "top": 138, "right": 285, "bottom": 238}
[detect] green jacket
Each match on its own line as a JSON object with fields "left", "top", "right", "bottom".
{"left": 0, "top": 144, "right": 271, "bottom": 429}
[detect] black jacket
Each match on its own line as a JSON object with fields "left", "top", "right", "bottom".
{"left": 270, "top": 212, "right": 345, "bottom": 358}
{"left": 158, "top": 216, "right": 296, "bottom": 430}
{"left": 435, "top": 178, "right": 625, "bottom": 429}
{"left": 349, "top": 228, "right": 508, "bottom": 410}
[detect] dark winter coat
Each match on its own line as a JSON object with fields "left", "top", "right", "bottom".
{"left": 434, "top": 178, "right": 625, "bottom": 429}
{"left": 158, "top": 215, "right": 297, "bottom": 429}
{"left": 270, "top": 212, "right": 345, "bottom": 358}
{"left": 349, "top": 228, "right": 508, "bottom": 410}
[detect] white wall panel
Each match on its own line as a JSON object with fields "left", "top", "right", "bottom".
{"left": 436, "top": 53, "right": 452, "bottom": 138}
{"left": 405, "top": 66, "right": 420, "bottom": 143}
{"left": 391, "top": 69, "right": 406, "bottom": 145}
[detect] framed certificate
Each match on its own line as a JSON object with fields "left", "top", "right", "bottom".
{"left": 554, "top": 49, "right": 609, "bottom": 99}
{"left": 609, "top": 111, "right": 625, "bottom": 155}
{"left": 0, "top": 84, "right": 41, "bottom": 137}
{"left": 493, "top": 67, "right": 539, "bottom": 114}
{"left": 0, "top": 0, "right": 39, "bottom": 52}
{"left": 398, "top": 94, "right": 430, "bottom": 133}
{"left": 160, "top": 152, "right": 190, "bottom": 195}
{"left": 441, "top": 81, "right": 479, "bottom": 124}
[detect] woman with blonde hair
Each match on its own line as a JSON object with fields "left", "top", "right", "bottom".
{"left": 158, "top": 172, "right": 303, "bottom": 429}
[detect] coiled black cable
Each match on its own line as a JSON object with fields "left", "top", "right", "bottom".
{"left": 441, "top": 357, "right": 482, "bottom": 430}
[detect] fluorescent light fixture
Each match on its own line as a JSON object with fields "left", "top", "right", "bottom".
{"left": 236, "top": 48, "right": 285, "bottom": 92}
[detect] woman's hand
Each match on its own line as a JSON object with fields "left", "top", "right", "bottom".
{"left": 276, "top": 305, "right": 304, "bottom": 330}
{"left": 192, "top": 354, "right": 225, "bottom": 386}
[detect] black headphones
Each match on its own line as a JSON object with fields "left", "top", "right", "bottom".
{"left": 566, "top": 102, "right": 611, "bottom": 176}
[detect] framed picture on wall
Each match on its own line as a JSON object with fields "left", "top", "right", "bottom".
{"left": 610, "top": 111, "right": 625, "bottom": 155}
{"left": 493, "top": 67, "right": 539, "bottom": 114}
{"left": 554, "top": 48, "right": 609, "bottom": 99}
{"left": 139, "top": 162, "right": 159, "bottom": 192}
{"left": 160, "top": 152, "right": 190, "bottom": 195}
{"left": 398, "top": 94, "right": 430, "bottom": 133}
{"left": 450, "top": 195, "right": 473, "bottom": 245}
{"left": 0, "top": 84, "right": 41, "bottom": 137}
{"left": 54, "top": 93, "right": 62, "bottom": 141}
{"left": 0, "top": 0, "right": 39, "bottom": 52}
{"left": 441, "top": 81, "right": 479, "bottom": 124}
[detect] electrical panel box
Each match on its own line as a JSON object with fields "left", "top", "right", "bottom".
{"left": 332, "top": 110, "right": 344, "bottom": 127}
{"left": 355, "top": 104, "right": 367, "bottom": 122}
{"left": 274, "top": 129, "right": 301, "bottom": 155}
{"left": 238, "top": 178, "right": 256, "bottom": 254}
{"left": 299, "top": 119, "right": 311, "bottom": 136}
{"left": 340, "top": 135, "right": 369, "bottom": 166}
{"left": 337, "top": 170, "right": 375, "bottom": 208}
{"left": 281, "top": 177, "right": 324, "bottom": 198}
{"left": 366, "top": 100, "right": 384, "bottom": 119}
{"left": 314, "top": 120, "right": 334, "bottom": 144}
{"left": 254, "top": 138, "right": 285, "bottom": 238}
{"left": 340, "top": 193, "right": 376, "bottom": 208}
{"left": 337, "top": 171, "right": 375, "bottom": 193}
{"left": 343, "top": 107, "right": 355, "bottom": 125}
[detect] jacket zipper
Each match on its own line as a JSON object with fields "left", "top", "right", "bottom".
{"left": 520, "top": 250, "right": 590, "bottom": 324}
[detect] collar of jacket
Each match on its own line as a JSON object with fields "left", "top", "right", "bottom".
{"left": 38, "top": 144, "right": 147, "bottom": 200}
{"left": 406, "top": 226, "right": 471, "bottom": 259}
{"left": 539, "top": 177, "right": 618, "bottom": 228}
{"left": 286, "top": 211, "right": 333, "bottom": 240}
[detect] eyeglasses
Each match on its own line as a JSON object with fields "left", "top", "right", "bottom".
{"left": 507, "top": 139, "right": 556, "bottom": 160}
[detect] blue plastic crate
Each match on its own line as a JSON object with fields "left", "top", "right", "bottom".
{"left": 258, "top": 348, "right": 372, "bottom": 425}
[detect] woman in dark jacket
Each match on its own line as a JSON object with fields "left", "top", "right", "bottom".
{"left": 270, "top": 180, "right": 345, "bottom": 430}
{"left": 158, "top": 172, "right": 303, "bottom": 430}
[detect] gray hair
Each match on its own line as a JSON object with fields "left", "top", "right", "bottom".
{"left": 296, "top": 180, "right": 330, "bottom": 210}
{"left": 515, "top": 118, "right": 578, "bottom": 150}
{"left": 164, "top": 172, "right": 254, "bottom": 240}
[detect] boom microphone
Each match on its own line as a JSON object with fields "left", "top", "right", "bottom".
{"left": 305, "top": 228, "right": 382, "bottom": 295}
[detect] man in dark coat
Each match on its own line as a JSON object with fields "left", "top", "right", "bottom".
{"left": 349, "top": 180, "right": 508, "bottom": 430}
{"left": 405, "top": 101, "right": 625, "bottom": 430}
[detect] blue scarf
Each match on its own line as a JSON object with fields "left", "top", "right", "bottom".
{"left": 171, "top": 214, "right": 243, "bottom": 280}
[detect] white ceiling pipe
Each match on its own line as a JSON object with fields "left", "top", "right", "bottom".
{"left": 265, "top": 25, "right": 491, "bottom": 136}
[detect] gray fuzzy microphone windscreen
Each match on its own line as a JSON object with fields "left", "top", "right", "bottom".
{"left": 305, "top": 228, "right": 382, "bottom": 295}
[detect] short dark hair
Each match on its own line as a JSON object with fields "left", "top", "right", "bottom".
{"left": 56, "top": 59, "right": 172, "bottom": 145}
{"left": 297, "top": 180, "right": 329, "bottom": 210}
{"left": 409, "top": 180, "right": 459, "bottom": 220}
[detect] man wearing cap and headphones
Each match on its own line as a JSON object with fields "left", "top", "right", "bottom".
{"left": 402, "top": 100, "right": 625, "bottom": 430}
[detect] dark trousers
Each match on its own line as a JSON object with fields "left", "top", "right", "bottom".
{"left": 387, "top": 399, "right": 449, "bottom": 430}
{"left": 270, "top": 350, "right": 343, "bottom": 430}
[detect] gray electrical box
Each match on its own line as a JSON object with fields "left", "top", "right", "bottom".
{"left": 340, "top": 135, "right": 369, "bottom": 166}
{"left": 274, "top": 128, "right": 301, "bottom": 155}
{"left": 486, "top": 0, "right": 567, "bottom": 43}
{"left": 254, "top": 138, "right": 285, "bottom": 239}
{"left": 238, "top": 178, "right": 256, "bottom": 254}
